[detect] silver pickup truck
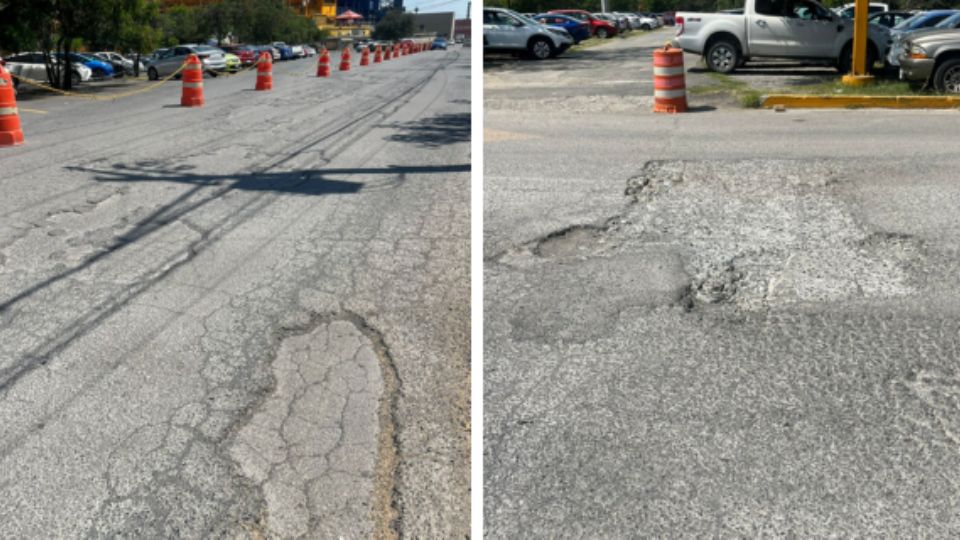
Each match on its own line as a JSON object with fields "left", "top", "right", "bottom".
{"left": 673, "top": 0, "right": 889, "bottom": 73}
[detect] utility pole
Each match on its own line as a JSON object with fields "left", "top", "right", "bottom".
{"left": 600, "top": 0, "right": 607, "bottom": 13}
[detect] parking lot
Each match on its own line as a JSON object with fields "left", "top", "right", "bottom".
{"left": 485, "top": 25, "right": 960, "bottom": 538}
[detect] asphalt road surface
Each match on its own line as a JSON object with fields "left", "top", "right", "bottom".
{"left": 485, "top": 35, "right": 960, "bottom": 537}
{"left": 1, "top": 48, "right": 469, "bottom": 537}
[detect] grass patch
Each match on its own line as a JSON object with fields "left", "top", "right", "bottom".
{"left": 688, "top": 72, "right": 763, "bottom": 107}
{"left": 781, "top": 78, "right": 920, "bottom": 96}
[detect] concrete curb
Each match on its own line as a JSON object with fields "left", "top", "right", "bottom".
{"left": 762, "top": 94, "right": 960, "bottom": 109}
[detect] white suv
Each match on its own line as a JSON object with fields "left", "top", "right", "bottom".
{"left": 483, "top": 7, "right": 574, "bottom": 60}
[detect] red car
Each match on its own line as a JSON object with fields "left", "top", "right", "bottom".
{"left": 548, "top": 9, "right": 618, "bottom": 38}
{"left": 222, "top": 44, "right": 259, "bottom": 66}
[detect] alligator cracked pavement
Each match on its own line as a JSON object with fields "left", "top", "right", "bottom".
{"left": 486, "top": 101, "right": 960, "bottom": 536}
{"left": 0, "top": 49, "right": 469, "bottom": 537}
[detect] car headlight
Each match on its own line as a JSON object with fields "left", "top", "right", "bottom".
{"left": 909, "top": 44, "right": 928, "bottom": 59}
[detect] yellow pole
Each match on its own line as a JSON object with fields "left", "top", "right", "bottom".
{"left": 841, "top": 0, "right": 875, "bottom": 86}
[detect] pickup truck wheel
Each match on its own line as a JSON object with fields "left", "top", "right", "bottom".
{"left": 528, "top": 37, "right": 554, "bottom": 60}
{"left": 147, "top": 67, "right": 159, "bottom": 81}
{"left": 596, "top": 28, "right": 609, "bottom": 39}
{"left": 838, "top": 43, "right": 877, "bottom": 74}
{"left": 706, "top": 40, "right": 739, "bottom": 74}
{"left": 933, "top": 59, "right": 960, "bottom": 94}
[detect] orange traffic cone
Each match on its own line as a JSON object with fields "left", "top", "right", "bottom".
{"left": 401, "top": 43, "right": 408, "bottom": 56}
{"left": 180, "top": 54, "right": 204, "bottom": 107}
{"left": 339, "top": 47, "right": 351, "bottom": 71}
{"left": 256, "top": 51, "right": 273, "bottom": 91}
{"left": 317, "top": 48, "right": 331, "bottom": 77}
{"left": 374, "top": 44, "right": 383, "bottom": 63}
{"left": 0, "top": 64, "right": 24, "bottom": 147}
{"left": 360, "top": 46, "right": 370, "bottom": 67}
{"left": 394, "top": 44, "right": 401, "bottom": 58}
{"left": 384, "top": 45, "right": 392, "bottom": 61}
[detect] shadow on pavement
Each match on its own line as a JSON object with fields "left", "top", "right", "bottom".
{"left": 385, "top": 112, "right": 471, "bottom": 148}
{"left": 0, "top": 160, "right": 468, "bottom": 391}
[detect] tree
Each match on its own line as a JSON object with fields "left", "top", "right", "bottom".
{"left": 373, "top": 9, "right": 414, "bottom": 41}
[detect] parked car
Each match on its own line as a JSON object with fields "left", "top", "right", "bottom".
{"left": 484, "top": 7, "right": 575, "bottom": 59}
{"left": 533, "top": 13, "right": 591, "bottom": 43}
{"left": 144, "top": 44, "right": 227, "bottom": 80}
{"left": 673, "top": 0, "right": 891, "bottom": 74}
{"left": 886, "top": 10, "right": 958, "bottom": 67}
{"left": 302, "top": 45, "right": 317, "bottom": 56}
{"left": 868, "top": 10, "right": 913, "bottom": 28}
{"left": 291, "top": 45, "right": 306, "bottom": 58}
{"left": 595, "top": 13, "right": 626, "bottom": 33}
{"left": 899, "top": 28, "right": 960, "bottom": 92}
{"left": 635, "top": 13, "right": 661, "bottom": 30}
{"left": 549, "top": 9, "right": 619, "bottom": 39}
{"left": 272, "top": 42, "right": 295, "bottom": 60}
{"left": 3, "top": 52, "right": 92, "bottom": 87}
{"left": 59, "top": 52, "right": 114, "bottom": 79}
{"left": 92, "top": 52, "right": 142, "bottom": 75}
{"left": 222, "top": 44, "right": 259, "bottom": 65}
{"left": 256, "top": 45, "right": 281, "bottom": 61}
{"left": 432, "top": 37, "right": 449, "bottom": 50}
{"left": 224, "top": 52, "right": 241, "bottom": 71}
{"left": 659, "top": 11, "right": 677, "bottom": 25}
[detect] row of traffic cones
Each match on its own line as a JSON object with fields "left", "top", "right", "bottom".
{"left": 0, "top": 41, "right": 435, "bottom": 145}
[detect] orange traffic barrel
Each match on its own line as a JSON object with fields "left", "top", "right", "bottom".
{"left": 0, "top": 64, "right": 24, "bottom": 146}
{"left": 360, "top": 46, "right": 370, "bottom": 67}
{"left": 374, "top": 44, "right": 383, "bottom": 63}
{"left": 384, "top": 45, "right": 392, "bottom": 61}
{"left": 256, "top": 51, "right": 273, "bottom": 91}
{"left": 339, "top": 47, "right": 351, "bottom": 71}
{"left": 317, "top": 48, "right": 331, "bottom": 77}
{"left": 180, "top": 54, "right": 204, "bottom": 107}
{"left": 653, "top": 45, "right": 687, "bottom": 113}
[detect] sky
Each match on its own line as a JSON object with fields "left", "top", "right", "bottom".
{"left": 403, "top": 0, "right": 470, "bottom": 19}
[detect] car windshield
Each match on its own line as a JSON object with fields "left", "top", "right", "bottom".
{"left": 898, "top": 11, "right": 955, "bottom": 30}
{"left": 195, "top": 46, "right": 221, "bottom": 53}
{"left": 934, "top": 12, "right": 960, "bottom": 28}
{"left": 503, "top": 9, "right": 542, "bottom": 26}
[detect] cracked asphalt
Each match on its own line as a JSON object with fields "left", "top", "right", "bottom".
{"left": 0, "top": 48, "right": 469, "bottom": 537}
{"left": 485, "top": 34, "right": 960, "bottom": 537}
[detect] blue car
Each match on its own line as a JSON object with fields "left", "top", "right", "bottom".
{"left": 533, "top": 13, "right": 591, "bottom": 43}
{"left": 432, "top": 37, "right": 448, "bottom": 50}
{"left": 62, "top": 52, "right": 115, "bottom": 79}
{"left": 272, "top": 42, "right": 296, "bottom": 60}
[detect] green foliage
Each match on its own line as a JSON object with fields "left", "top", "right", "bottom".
{"left": 373, "top": 9, "right": 415, "bottom": 40}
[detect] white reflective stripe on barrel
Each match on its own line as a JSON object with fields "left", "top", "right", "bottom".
{"left": 654, "top": 89, "right": 686, "bottom": 99}
{"left": 258, "top": 72, "right": 272, "bottom": 77}
{"left": 182, "top": 82, "right": 203, "bottom": 88}
{"left": 654, "top": 66, "right": 685, "bottom": 76}
{"left": 0, "top": 107, "right": 18, "bottom": 116}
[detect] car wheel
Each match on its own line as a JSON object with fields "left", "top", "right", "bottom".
{"left": 706, "top": 40, "right": 739, "bottom": 74}
{"left": 933, "top": 58, "right": 960, "bottom": 94}
{"left": 596, "top": 28, "right": 609, "bottom": 39}
{"left": 528, "top": 37, "right": 554, "bottom": 60}
{"left": 71, "top": 71, "right": 81, "bottom": 86}
{"left": 148, "top": 67, "right": 158, "bottom": 81}
{"left": 641, "top": 24, "right": 651, "bottom": 30}
{"left": 837, "top": 43, "right": 877, "bottom": 74}
{"left": 92, "top": 68, "right": 106, "bottom": 79}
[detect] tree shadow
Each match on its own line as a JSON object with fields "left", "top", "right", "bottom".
{"left": 384, "top": 112, "right": 471, "bottom": 148}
